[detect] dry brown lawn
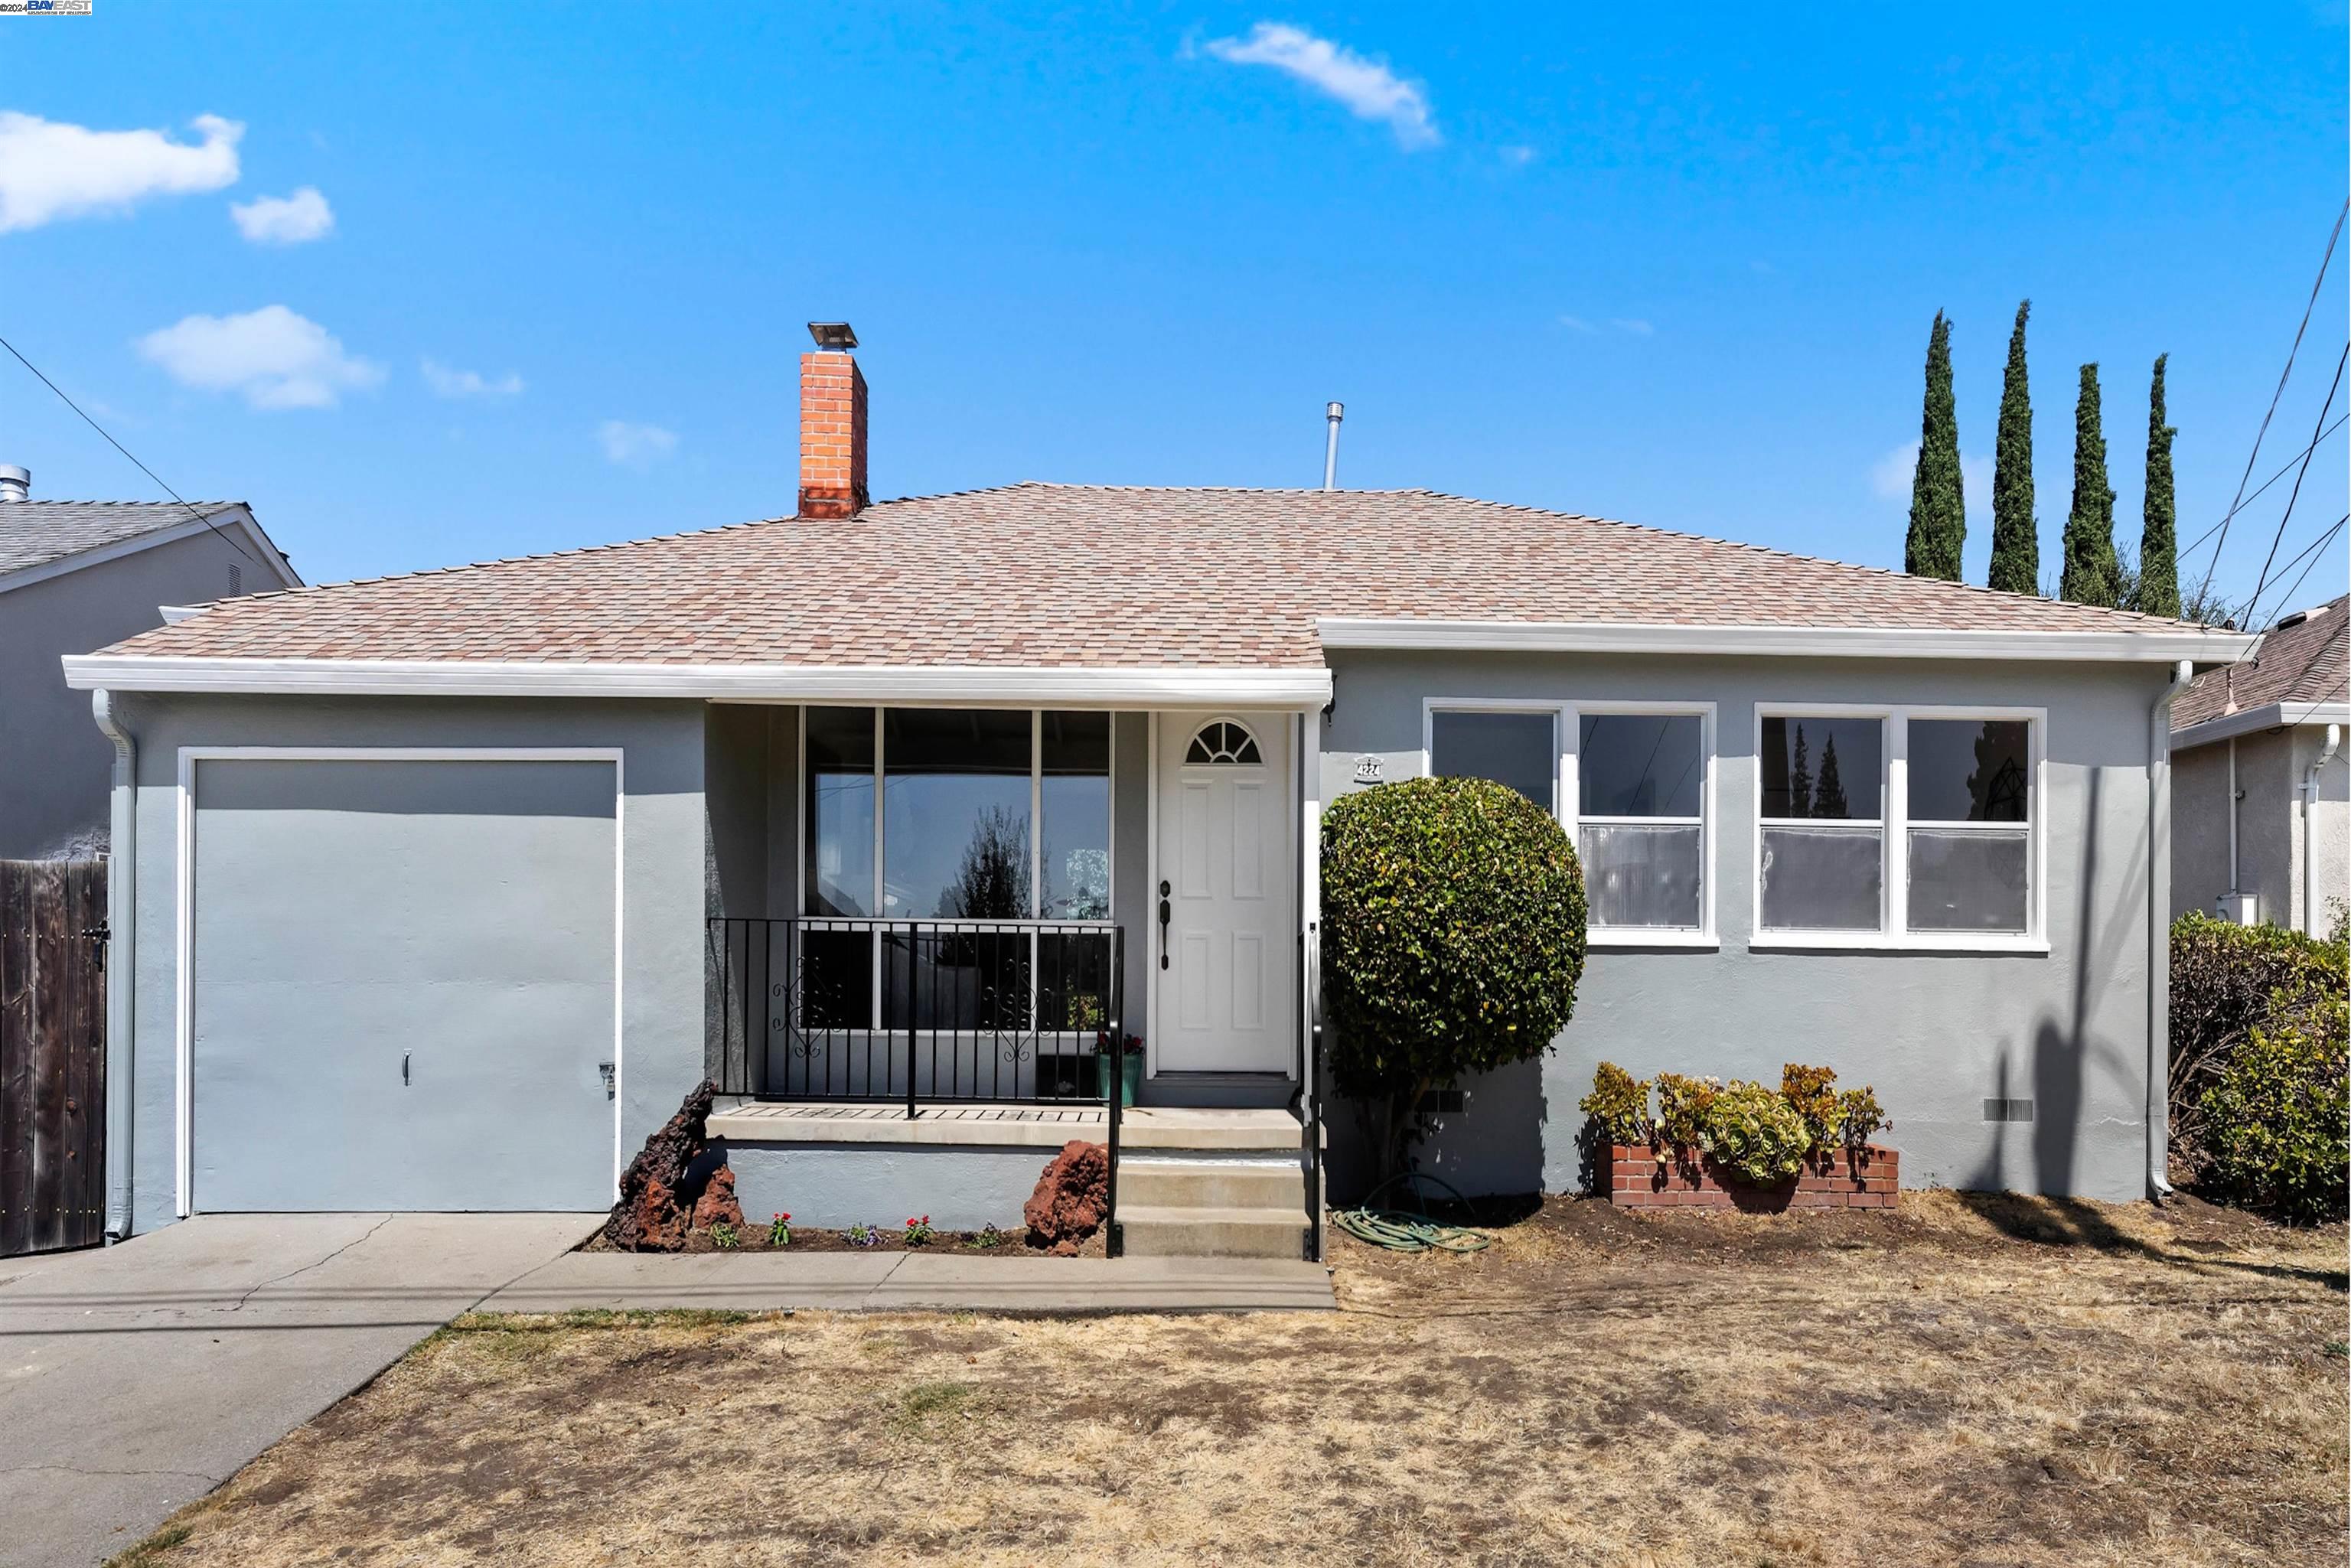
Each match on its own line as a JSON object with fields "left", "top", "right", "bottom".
{"left": 116, "top": 1191, "right": 2347, "bottom": 1568}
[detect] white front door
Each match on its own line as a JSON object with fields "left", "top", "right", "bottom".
{"left": 1154, "top": 714, "right": 1295, "bottom": 1075}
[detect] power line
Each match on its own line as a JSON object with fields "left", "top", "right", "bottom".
{"left": 2242, "top": 343, "right": 2346, "bottom": 631}
{"left": 2178, "top": 411, "right": 2347, "bottom": 560}
{"left": 2191, "top": 199, "right": 2348, "bottom": 605}
{"left": 2251, "top": 513, "right": 2346, "bottom": 630}
{"left": 0, "top": 328, "right": 266, "bottom": 569}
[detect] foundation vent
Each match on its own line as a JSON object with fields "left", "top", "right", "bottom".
{"left": 1982, "top": 1098, "right": 2036, "bottom": 1122}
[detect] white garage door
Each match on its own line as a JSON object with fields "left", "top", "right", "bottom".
{"left": 187, "top": 755, "right": 618, "bottom": 1212}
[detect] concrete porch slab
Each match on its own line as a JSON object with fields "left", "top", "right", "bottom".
{"left": 478, "top": 1248, "right": 1336, "bottom": 1315}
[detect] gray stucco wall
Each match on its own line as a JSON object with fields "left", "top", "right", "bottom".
{"left": 721, "top": 1138, "right": 1048, "bottom": 1230}
{"left": 110, "top": 693, "right": 706, "bottom": 1234}
{"left": 2, "top": 530, "right": 288, "bottom": 858}
{"left": 1318, "top": 650, "right": 2169, "bottom": 1203}
{"left": 2171, "top": 728, "right": 2317, "bottom": 929}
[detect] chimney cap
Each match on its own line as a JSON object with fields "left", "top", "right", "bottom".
{"left": 807, "top": 321, "right": 859, "bottom": 351}
{"left": 0, "top": 464, "right": 28, "bottom": 502}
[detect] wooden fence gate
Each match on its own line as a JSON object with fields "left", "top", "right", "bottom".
{"left": 0, "top": 859, "right": 107, "bottom": 1257}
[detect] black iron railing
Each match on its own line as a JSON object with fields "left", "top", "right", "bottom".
{"left": 708, "top": 918, "right": 1125, "bottom": 1109}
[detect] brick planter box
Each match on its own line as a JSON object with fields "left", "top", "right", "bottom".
{"left": 1604, "top": 1143, "right": 1899, "bottom": 1211}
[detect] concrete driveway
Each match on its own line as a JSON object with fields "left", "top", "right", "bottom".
{"left": 0, "top": 1213, "right": 597, "bottom": 1568}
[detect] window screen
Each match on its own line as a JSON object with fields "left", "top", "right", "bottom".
{"left": 1758, "top": 715, "right": 1884, "bottom": 933}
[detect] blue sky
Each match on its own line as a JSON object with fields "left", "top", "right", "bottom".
{"left": 4, "top": 4, "right": 2345, "bottom": 622}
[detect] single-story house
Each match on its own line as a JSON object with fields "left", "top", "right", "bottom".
{"left": 2170, "top": 592, "right": 2346, "bottom": 935}
{"left": 0, "top": 469, "right": 299, "bottom": 859}
{"left": 63, "top": 328, "right": 2258, "bottom": 1258}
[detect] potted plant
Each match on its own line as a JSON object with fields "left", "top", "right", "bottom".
{"left": 1095, "top": 1032, "right": 1145, "bottom": 1107}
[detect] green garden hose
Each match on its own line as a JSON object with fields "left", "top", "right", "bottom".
{"left": 1329, "top": 1172, "right": 1493, "bottom": 1253}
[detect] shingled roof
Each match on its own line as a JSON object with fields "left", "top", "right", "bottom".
{"left": 84, "top": 484, "right": 2232, "bottom": 676}
{"left": 2173, "top": 592, "right": 2349, "bottom": 735}
{"left": 0, "top": 500, "right": 254, "bottom": 579}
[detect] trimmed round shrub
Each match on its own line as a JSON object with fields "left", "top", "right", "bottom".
{"left": 1321, "top": 777, "right": 1587, "bottom": 1118}
{"left": 1697, "top": 1081, "right": 1811, "bottom": 1185}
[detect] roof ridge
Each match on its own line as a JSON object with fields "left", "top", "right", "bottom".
{"left": 1412, "top": 489, "right": 2192, "bottom": 632}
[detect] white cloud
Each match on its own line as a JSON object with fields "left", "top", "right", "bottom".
{"left": 0, "top": 111, "right": 242, "bottom": 233}
{"left": 1500, "top": 144, "right": 1537, "bottom": 166}
{"left": 422, "top": 358, "right": 524, "bottom": 399}
{"left": 1558, "top": 315, "right": 1596, "bottom": 333}
{"left": 598, "top": 419, "right": 677, "bottom": 468}
{"left": 135, "top": 305, "right": 384, "bottom": 409}
{"left": 230, "top": 185, "right": 334, "bottom": 245}
{"left": 1872, "top": 441, "right": 1995, "bottom": 513}
{"left": 1203, "top": 23, "right": 1438, "bottom": 148}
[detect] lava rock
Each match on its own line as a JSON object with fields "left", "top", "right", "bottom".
{"left": 604, "top": 1079, "right": 718, "bottom": 1251}
{"left": 691, "top": 1164, "right": 745, "bottom": 1231}
{"left": 1024, "top": 1139, "right": 1110, "bottom": 1256}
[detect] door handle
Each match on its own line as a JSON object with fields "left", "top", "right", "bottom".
{"left": 402, "top": 1051, "right": 410, "bottom": 1087}
{"left": 1158, "top": 879, "right": 1172, "bottom": 971}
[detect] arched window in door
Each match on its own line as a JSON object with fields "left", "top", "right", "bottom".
{"left": 1184, "top": 719, "right": 1263, "bottom": 766}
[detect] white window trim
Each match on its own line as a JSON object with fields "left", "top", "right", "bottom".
{"left": 1568, "top": 702, "right": 1718, "bottom": 948}
{"left": 1749, "top": 703, "right": 2047, "bottom": 955}
{"left": 1420, "top": 697, "right": 1720, "bottom": 950}
{"left": 174, "top": 746, "right": 626, "bottom": 1219}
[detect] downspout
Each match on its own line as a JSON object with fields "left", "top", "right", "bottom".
{"left": 2225, "top": 736, "right": 2239, "bottom": 901}
{"left": 2147, "top": 660, "right": 2191, "bottom": 1200}
{"left": 2304, "top": 724, "right": 2343, "bottom": 935}
{"left": 92, "top": 690, "right": 138, "bottom": 1240}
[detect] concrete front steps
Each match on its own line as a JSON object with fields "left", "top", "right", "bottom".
{"left": 1114, "top": 1108, "right": 1312, "bottom": 1260}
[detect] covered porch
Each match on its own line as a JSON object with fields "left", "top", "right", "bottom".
{"left": 702, "top": 700, "right": 1325, "bottom": 1111}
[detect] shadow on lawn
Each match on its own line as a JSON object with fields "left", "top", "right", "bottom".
{"left": 1953, "top": 1191, "right": 2348, "bottom": 1291}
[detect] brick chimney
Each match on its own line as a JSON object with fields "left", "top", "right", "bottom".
{"left": 797, "top": 322, "right": 869, "bottom": 518}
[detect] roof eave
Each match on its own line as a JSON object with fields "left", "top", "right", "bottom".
{"left": 1314, "top": 617, "right": 2262, "bottom": 664}
{"left": 2171, "top": 699, "right": 2351, "bottom": 749}
{"left": 58, "top": 654, "right": 1334, "bottom": 710}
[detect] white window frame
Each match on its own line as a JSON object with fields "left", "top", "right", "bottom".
{"left": 1420, "top": 697, "right": 1719, "bottom": 950}
{"left": 1749, "top": 703, "right": 2046, "bottom": 954}
{"left": 1567, "top": 701, "right": 1717, "bottom": 949}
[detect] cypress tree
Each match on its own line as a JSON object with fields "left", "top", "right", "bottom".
{"left": 1815, "top": 736, "right": 1850, "bottom": 820}
{"left": 1789, "top": 725, "right": 1814, "bottom": 820}
{"left": 1905, "top": 311, "right": 1967, "bottom": 581}
{"left": 1987, "top": 301, "right": 2040, "bottom": 594}
{"left": 2059, "top": 363, "right": 2119, "bottom": 606}
{"left": 2137, "top": 354, "right": 2180, "bottom": 618}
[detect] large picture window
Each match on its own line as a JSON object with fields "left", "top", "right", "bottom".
{"left": 1753, "top": 707, "right": 2042, "bottom": 947}
{"left": 1577, "top": 712, "right": 1707, "bottom": 933}
{"left": 1427, "top": 701, "right": 1714, "bottom": 944}
{"left": 801, "top": 707, "right": 1114, "bottom": 1032}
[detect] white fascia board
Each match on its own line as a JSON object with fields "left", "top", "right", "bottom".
{"left": 59, "top": 654, "right": 1335, "bottom": 709}
{"left": 0, "top": 507, "right": 300, "bottom": 598}
{"left": 1315, "top": 617, "right": 2261, "bottom": 664}
{"left": 2171, "top": 699, "right": 2351, "bottom": 749}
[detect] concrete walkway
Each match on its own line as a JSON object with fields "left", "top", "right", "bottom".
{"left": 481, "top": 1248, "right": 1339, "bottom": 1315}
{"left": 0, "top": 1212, "right": 598, "bottom": 1568}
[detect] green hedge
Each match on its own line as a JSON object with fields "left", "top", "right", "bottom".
{"left": 2196, "top": 1012, "right": 2348, "bottom": 1224}
{"left": 2170, "top": 912, "right": 2348, "bottom": 1214}
{"left": 1320, "top": 776, "right": 1586, "bottom": 1105}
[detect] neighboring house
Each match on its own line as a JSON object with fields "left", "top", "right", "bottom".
{"left": 2170, "top": 592, "right": 2348, "bottom": 936}
{"left": 60, "top": 329, "right": 2257, "bottom": 1255}
{"left": 0, "top": 468, "right": 300, "bottom": 859}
